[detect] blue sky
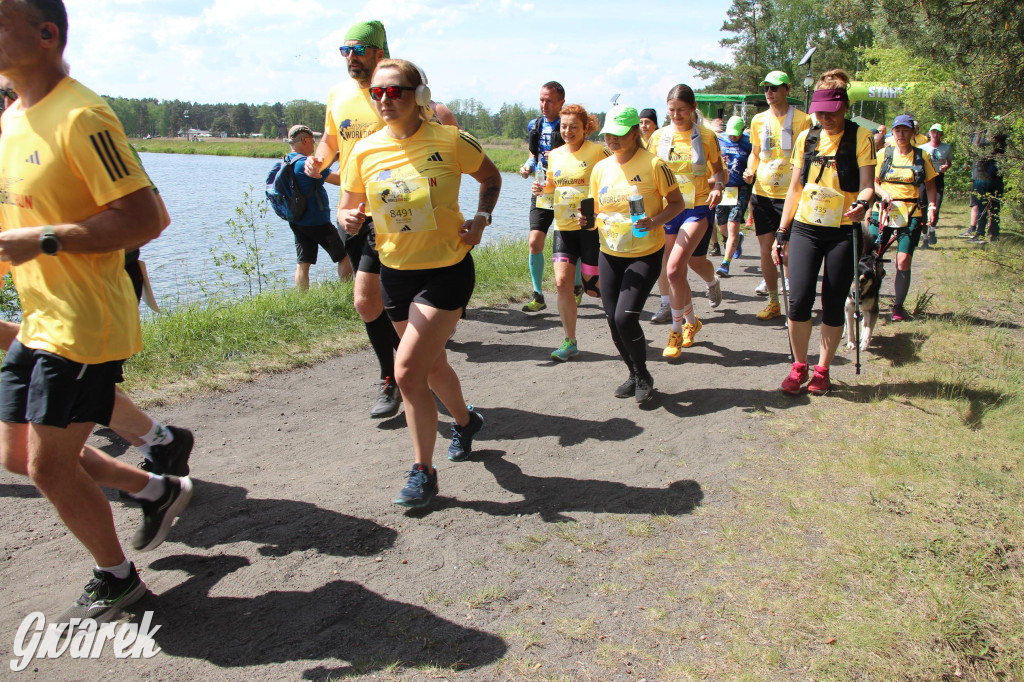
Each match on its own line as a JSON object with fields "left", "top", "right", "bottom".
{"left": 65, "top": 0, "right": 734, "bottom": 113}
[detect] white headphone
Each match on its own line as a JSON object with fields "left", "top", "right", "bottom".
{"left": 413, "top": 64, "right": 432, "bottom": 107}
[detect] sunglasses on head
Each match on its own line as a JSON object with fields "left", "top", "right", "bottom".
{"left": 0, "top": 87, "right": 16, "bottom": 101}
{"left": 763, "top": 84, "right": 781, "bottom": 92}
{"left": 369, "top": 85, "right": 417, "bottom": 101}
{"left": 339, "top": 45, "right": 373, "bottom": 57}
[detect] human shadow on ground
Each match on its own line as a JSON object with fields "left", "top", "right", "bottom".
{"left": 432, "top": 405, "right": 642, "bottom": 447}
{"left": 135, "top": 554, "right": 506, "bottom": 677}
{"left": 656, "top": 386, "right": 809, "bottom": 418}
{"left": 91, "top": 427, "right": 132, "bottom": 458}
{"left": 869, "top": 330, "right": 927, "bottom": 367}
{"left": 833, "top": 379, "right": 1008, "bottom": 430}
{"left": 919, "top": 310, "right": 1021, "bottom": 331}
{"left": 447, "top": 337, "right": 619, "bottom": 364}
{"left": 0, "top": 482, "right": 40, "bottom": 498}
{"left": 435, "top": 451, "right": 703, "bottom": 523}
{"left": 166, "top": 480, "right": 397, "bottom": 557}
{"left": 653, "top": 336, "right": 793, "bottom": 369}
{"left": 467, "top": 305, "right": 606, "bottom": 336}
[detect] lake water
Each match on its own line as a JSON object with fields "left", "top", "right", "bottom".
{"left": 138, "top": 153, "right": 533, "bottom": 308}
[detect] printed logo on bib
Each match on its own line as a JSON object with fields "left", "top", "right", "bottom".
{"left": 720, "top": 186, "right": 739, "bottom": 206}
{"left": 367, "top": 174, "right": 438, "bottom": 234}
{"left": 674, "top": 174, "right": 696, "bottom": 207}
{"left": 797, "top": 183, "right": 845, "bottom": 228}
{"left": 759, "top": 157, "right": 792, "bottom": 189}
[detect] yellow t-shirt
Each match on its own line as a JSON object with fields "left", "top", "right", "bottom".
{"left": 589, "top": 148, "right": 678, "bottom": 258}
{"left": 792, "top": 125, "right": 876, "bottom": 228}
{"left": 343, "top": 122, "right": 485, "bottom": 270}
{"left": 324, "top": 80, "right": 385, "bottom": 174}
{"left": 646, "top": 124, "right": 722, "bottom": 208}
{"left": 749, "top": 108, "right": 813, "bottom": 199}
{"left": 544, "top": 141, "right": 611, "bottom": 231}
{"left": 0, "top": 77, "right": 150, "bottom": 364}
{"left": 875, "top": 147, "right": 937, "bottom": 201}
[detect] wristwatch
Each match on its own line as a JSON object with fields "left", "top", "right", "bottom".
{"left": 474, "top": 212, "right": 492, "bottom": 225}
{"left": 39, "top": 226, "right": 61, "bottom": 255}
{"left": 852, "top": 199, "right": 870, "bottom": 212}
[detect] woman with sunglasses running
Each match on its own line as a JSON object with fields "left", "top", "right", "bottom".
{"left": 646, "top": 85, "right": 726, "bottom": 359}
{"left": 585, "top": 105, "right": 683, "bottom": 404}
{"left": 776, "top": 69, "right": 875, "bottom": 395}
{"left": 340, "top": 59, "right": 501, "bottom": 509}
{"left": 534, "top": 104, "right": 610, "bottom": 361}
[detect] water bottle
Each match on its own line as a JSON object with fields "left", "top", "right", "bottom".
{"left": 535, "top": 158, "right": 546, "bottom": 186}
{"left": 535, "top": 158, "right": 553, "bottom": 209}
{"left": 629, "top": 185, "right": 646, "bottom": 238}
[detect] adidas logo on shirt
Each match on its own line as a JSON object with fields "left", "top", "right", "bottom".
{"left": 25, "top": 151, "right": 41, "bottom": 165}
{"left": 631, "top": 175, "right": 641, "bottom": 182}
{"left": 427, "top": 152, "right": 443, "bottom": 162}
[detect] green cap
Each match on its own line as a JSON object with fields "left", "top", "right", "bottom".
{"left": 344, "top": 20, "right": 389, "bottom": 58}
{"left": 726, "top": 115, "right": 745, "bottom": 137}
{"left": 929, "top": 123, "right": 944, "bottom": 133}
{"left": 600, "top": 105, "right": 640, "bottom": 136}
{"left": 760, "top": 70, "right": 791, "bottom": 87}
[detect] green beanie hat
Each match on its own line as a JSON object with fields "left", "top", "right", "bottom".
{"left": 344, "top": 20, "right": 389, "bottom": 58}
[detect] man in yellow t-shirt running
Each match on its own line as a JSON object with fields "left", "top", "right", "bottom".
{"left": 0, "top": 0, "right": 191, "bottom": 623}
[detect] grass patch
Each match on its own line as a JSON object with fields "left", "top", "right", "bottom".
{"left": 462, "top": 585, "right": 512, "bottom": 609}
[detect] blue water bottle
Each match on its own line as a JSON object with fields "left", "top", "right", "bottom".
{"left": 629, "top": 185, "right": 646, "bottom": 238}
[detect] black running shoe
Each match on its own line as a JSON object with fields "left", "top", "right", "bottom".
{"left": 614, "top": 374, "right": 636, "bottom": 398}
{"left": 144, "top": 425, "right": 194, "bottom": 476}
{"left": 447, "top": 407, "right": 484, "bottom": 462}
{"left": 394, "top": 463, "right": 438, "bottom": 508}
{"left": 635, "top": 372, "right": 655, "bottom": 404}
{"left": 132, "top": 476, "right": 193, "bottom": 552}
{"left": 57, "top": 563, "right": 147, "bottom": 624}
{"left": 709, "top": 242, "right": 722, "bottom": 258}
{"left": 370, "top": 376, "right": 402, "bottom": 418}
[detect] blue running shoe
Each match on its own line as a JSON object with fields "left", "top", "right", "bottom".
{"left": 715, "top": 260, "right": 731, "bottom": 277}
{"left": 735, "top": 231, "right": 744, "bottom": 259}
{"left": 447, "top": 407, "right": 484, "bottom": 462}
{"left": 551, "top": 338, "right": 579, "bottom": 361}
{"left": 394, "top": 463, "right": 438, "bottom": 508}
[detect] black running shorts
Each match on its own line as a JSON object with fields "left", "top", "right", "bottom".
{"left": 381, "top": 253, "right": 475, "bottom": 322}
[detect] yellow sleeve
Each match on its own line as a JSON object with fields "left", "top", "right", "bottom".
{"left": 874, "top": 149, "right": 885, "bottom": 180}
{"left": 654, "top": 158, "right": 678, "bottom": 196}
{"left": 704, "top": 127, "right": 723, "bottom": 170}
{"left": 749, "top": 115, "right": 763, "bottom": 154}
{"left": 923, "top": 155, "right": 938, "bottom": 182}
{"left": 794, "top": 110, "right": 813, "bottom": 137}
{"left": 856, "top": 127, "right": 876, "bottom": 168}
{"left": 324, "top": 88, "right": 338, "bottom": 138}
{"left": 791, "top": 129, "right": 810, "bottom": 171}
{"left": 66, "top": 106, "right": 150, "bottom": 206}
{"left": 456, "top": 129, "right": 485, "bottom": 175}
{"left": 341, "top": 144, "right": 366, "bottom": 194}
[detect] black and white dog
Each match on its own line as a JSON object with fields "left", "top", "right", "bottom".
{"left": 845, "top": 223, "right": 885, "bottom": 351}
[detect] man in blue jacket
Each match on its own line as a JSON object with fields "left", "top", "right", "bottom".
{"left": 285, "top": 124, "right": 350, "bottom": 289}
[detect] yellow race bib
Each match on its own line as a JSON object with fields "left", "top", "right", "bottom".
{"left": 675, "top": 174, "right": 696, "bottom": 207}
{"left": 720, "top": 186, "right": 739, "bottom": 206}
{"left": 554, "top": 186, "right": 587, "bottom": 228}
{"left": 536, "top": 190, "right": 554, "bottom": 210}
{"left": 367, "top": 176, "right": 438, "bottom": 234}
{"left": 797, "top": 183, "right": 845, "bottom": 228}
{"left": 597, "top": 212, "right": 636, "bottom": 253}
{"left": 889, "top": 201, "right": 915, "bottom": 228}
{"left": 759, "top": 157, "right": 792, "bottom": 191}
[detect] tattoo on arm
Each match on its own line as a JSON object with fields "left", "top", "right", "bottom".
{"left": 478, "top": 178, "right": 500, "bottom": 214}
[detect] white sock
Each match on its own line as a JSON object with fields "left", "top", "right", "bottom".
{"left": 671, "top": 309, "right": 684, "bottom": 332}
{"left": 660, "top": 295, "right": 670, "bottom": 307}
{"left": 683, "top": 303, "right": 696, "bottom": 325}
{"left": 132, "top": 473, "right": 167, "bottom": 502}
{"left": 96, "top": 558, "right": 131, "bottom": 580}
{"left": 138, "top": 421, "right": 173, "bottom": 458}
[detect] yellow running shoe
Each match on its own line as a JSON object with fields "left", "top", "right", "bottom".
{"left": 756, "top": 301, "right": 782, "bottom": 320}
{"left": 662, "top": 330, "right": 684, "bottom": 358}
{"left": 681, "top": 318, "right": 702, "bottom": 347}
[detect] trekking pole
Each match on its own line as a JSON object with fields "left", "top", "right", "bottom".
{"left": 775, "top": 231, "right": 794, "bottom": 362}
{"left": 852, "top": 219, "right": 861, "bottom": 375}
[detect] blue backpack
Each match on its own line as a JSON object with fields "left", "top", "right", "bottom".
{"left": 265, "top": 155, "right": 308, "bottom": 222}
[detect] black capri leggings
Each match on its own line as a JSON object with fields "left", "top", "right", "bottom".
{"left": 787, "top": 222, "right": 854, "bottom": 327}
{"left": 599, "top": 248, "right": 663, "bottom": 376}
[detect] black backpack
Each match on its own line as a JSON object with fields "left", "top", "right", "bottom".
{"left": 801, "top": 119, "right": 862, "bottom": 193}
{"left": 878, "top": 145, "right": 925, "bottom": 185}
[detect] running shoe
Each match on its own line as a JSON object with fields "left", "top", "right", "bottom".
{"left": 634, "top": 372, "right": 655, "bottom": 404}
{"left": 716, "top": 260, "right": 731, "bottom": 277}
{"left": 957, "top": 228, "right": 976, "bottom": 239}
{"left": 807, "top": 365, "right": 831, "bottom": 395}
{"left": 681, "top": 318, "right": 702, "bottom": 347}
{"left": 132, "top": 475, "right": 193, "bottom": 552}
{"left": 447, "top": 407, "right": 484, "bottom": 462}
{"left": 614, "top": 374, "right": 636, "bottom": 398}
{"left": 57, "top": 564, "right": 147, "bottom": 624}
{"left": 968, "top": 235, "right": 988, "bottom": 244}
{"left": 662, "top": 330, "right": 684, "bottom": 359}
{"left": 709, "top": 242, "right": 722, "bottom": 257}
{"left": 756, "top": 301, "right": 782, "bottom": 320}
{"left": 551, "top": 338, "right": 579, "bottom": 362}
{"left": 370, "top": 376, "right": 401, "bottom": 418}
{"left": 394, "top": 463, "right": 438, "bottom": 508}
{"left": 928, "top": 227, "right": 937, "bottom": 246}
{"left": 735, "top": 231, "right": 744, "bottom": 258}
{"left": 754, "top": 279, "right": 769, "bottom": 296}
{"left": 781, "top": 362, "right": 809, "bottom": 395}
{"left": 574, "top": 284, "right": 584, "bottom": 306}
{"left": 891, "top": 306, "right": 908, "bottom": 322}
{"left": 521, "top": 292, "right": 547, "bottom": 313}
{"left": 707, "top": 277, "right": 723, "bottom": 308}
{"left": 651, "top": 303, "right": 672, "bottom": 324}
{"left": 142, "top": 425, "right": 193, "bottom": 477}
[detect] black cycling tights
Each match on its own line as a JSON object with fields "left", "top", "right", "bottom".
{"left": 787, "top": 223, "right": 854, "bottom": 327}
{"left": 599, "top": 248, "right": 663, "bottom": 377}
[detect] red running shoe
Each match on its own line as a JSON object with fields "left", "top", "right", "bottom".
{"left": 781, "top": 362, "right": 808, "bottom": 395}
{"left": 808, "top": 365, "right": 831, "bottom": 395}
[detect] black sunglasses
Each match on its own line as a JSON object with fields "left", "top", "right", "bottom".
{"left": 0, "top": 87, "right": 16, "bottom": 102}
{"left": 339, "top": 45, "right": 372, "bottom": 57}
{"left": 763, "top": 84, "right": 782, "bottom": 93}
{"left": 369, "top": 85, "right": 417, "bottom": 101}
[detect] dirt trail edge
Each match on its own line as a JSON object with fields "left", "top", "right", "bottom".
{"left": 1, "top": 256, "right": 855, "bottom": 680}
